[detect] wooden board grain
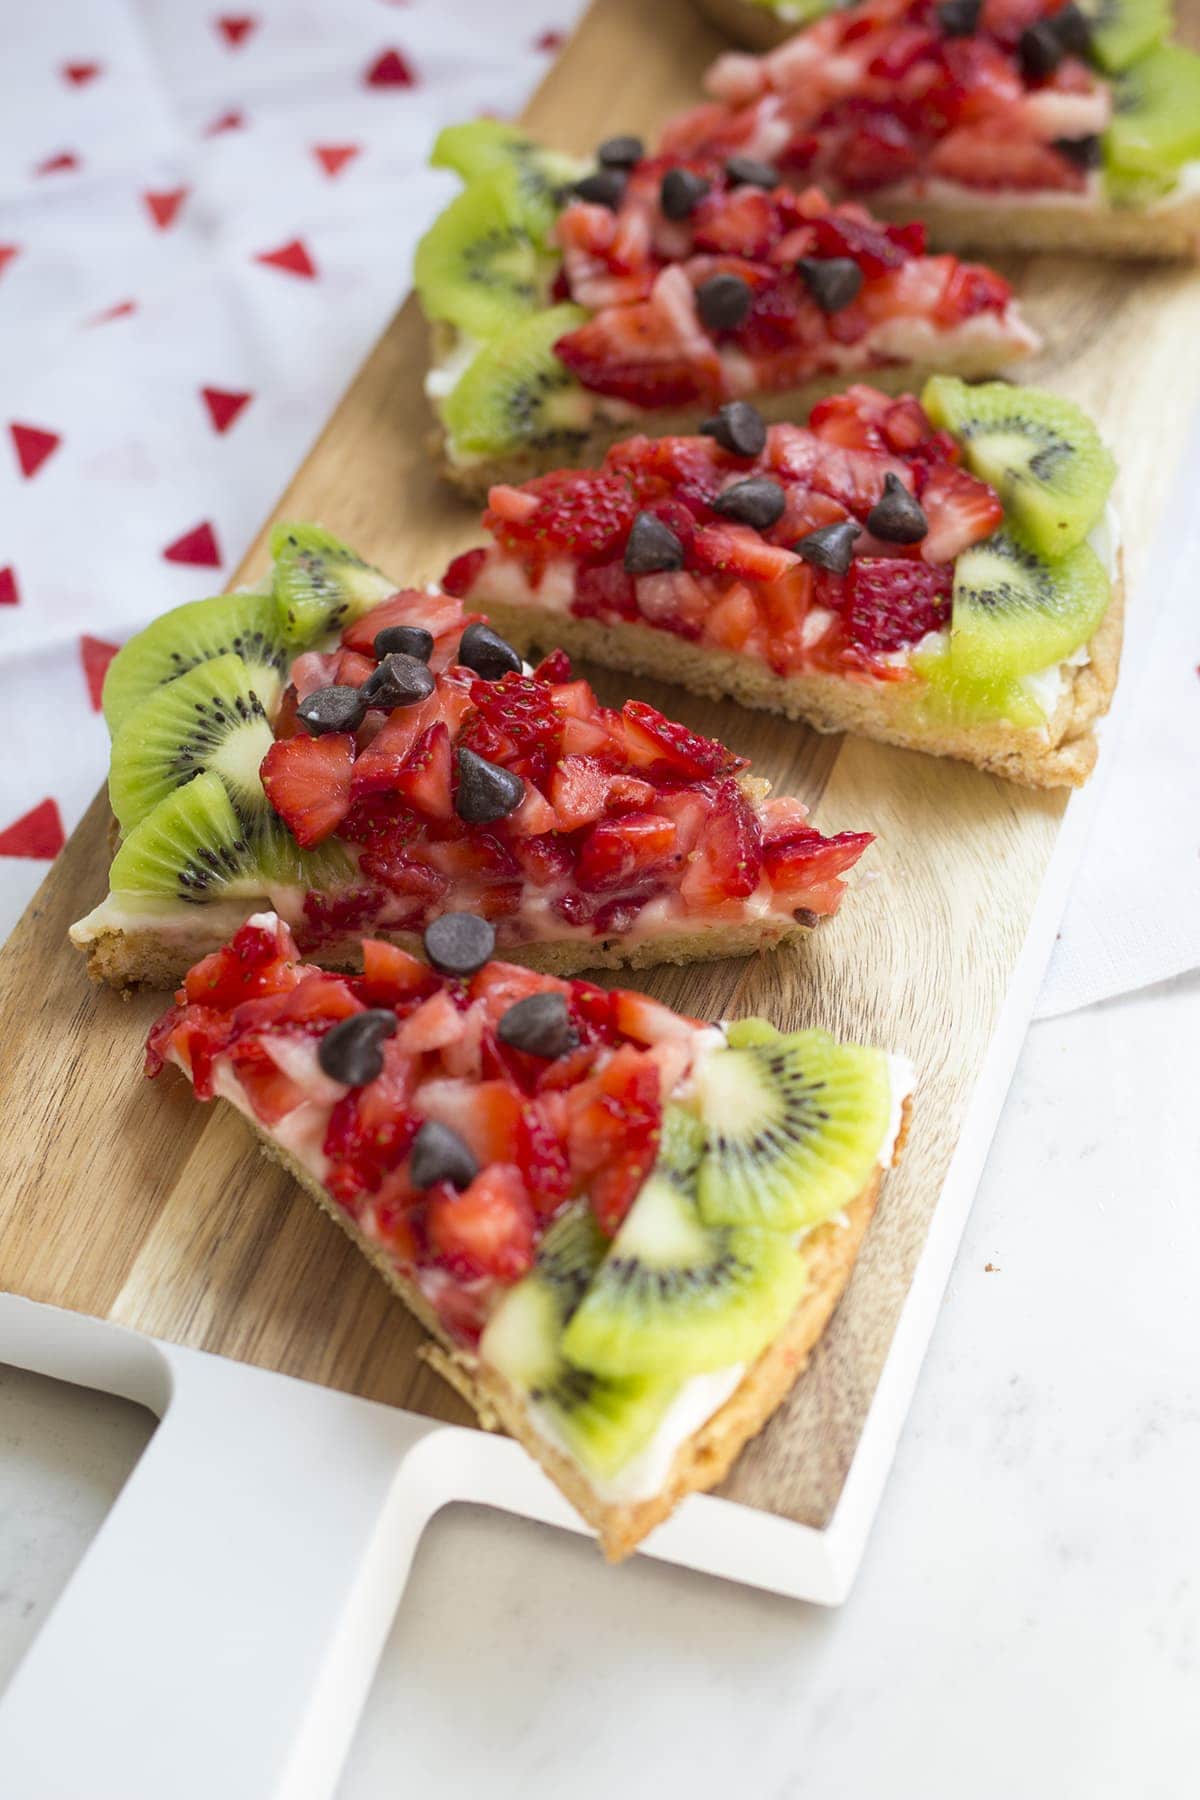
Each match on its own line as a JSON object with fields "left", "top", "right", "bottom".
{"left": 2, "top": 0, "right": 1199, "bottom": 1533}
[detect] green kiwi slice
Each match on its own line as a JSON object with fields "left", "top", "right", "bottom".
{"left": 1105, "top": 46, "right": 1200, "bottom": 181}
{"left": 439, "top": 304, "right": 594, "bottom": 463}
{"left": 922, "top": 377, "right": 1115, "bottom": 558}
{"left": 414, "top": 173, "right": 554, "bottom": 341}
{"left": 431, "top": 120, "right": 582, "bottom": 243}
{"left": 1079, "top": 0, "right": 1169, "bottom": 72}
{"left": 108, "top": 771, "right": 258, "bottom": 905}
{"left": 101, "top": 590, "right": 291, "bottom": 738}
{"left": 947, "top": 528, "right": 1111, "bottom": 683}
{"left": 271, "top": 522, "right": 395, "bottom": 647}
{"left": 108, "top": 653, "right": 279, "bottom": 834}
{"left": 695, "top": 1032, "right": 892, "bottom": 1234}
{"left": 481, "top": 1205, "right": 678, "bottom": 1481}
{"left": 908, "top": 638, "right": 1048, "bottom": 729}
{"left": 560, "top": 1107, "right": 808, "bottom": 1381}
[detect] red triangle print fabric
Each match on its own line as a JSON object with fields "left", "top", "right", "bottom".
{"left": 9, "top": 425, "right": 61, "bottom": 480}
{"left": 0, "top": 570, "right": 19, "bottom": 608}
{"left": 314, "top": 145, "right": 360, "bottom": 179}
{"left": 0, "top": 801, "right": 66, "bottom": 861}
{"left": 215, "top": 14, "right": 257, "bottom": 48}
{"left": 162, "top": 522, "right": 222, "bottom": 567}
{"left": 143, "top": 188, "right": 189, "bottom": 231}
{"left": 254, "top": 238, "right": 317, "bottom": 279}
{"left": 80, "top": 636, "right": 119, "bottom": 712}
{"left": 365, "top": 49, "right": 416, "bottom": 88}
{"left": 62, "top": 61, "right": 103, "bottom": 86}
{"left": 201, "top": 387, "right": 252, "bottom": 434}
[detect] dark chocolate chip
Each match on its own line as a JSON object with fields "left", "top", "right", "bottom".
{"left": 317, "top": 1008, "right": 398, "bottom": 1087}
{"left": 597, "top": 134, "right": 644, "bottom": 169}
{"left": 361, "top": 652, "right": 437, "bottom": 709}
{"left": 792, "top": 908, "right": 823, "bottom": 930}
{"left": 1053, "top": 133, "right": 1102, "bottom": 169}
{"left": 1051, "top": 1, "right": 1093, "bottom": 56}
{"left": 574, "top": 168, "right": 627, "bottom": 209}
{"left": 373, "top": 623, "right": 434, "bottom": 663}
{"left": 696, "top": 272, "right": 753, "bottom": 331}
{"left": 794, "top": 519, "right": 862, "bottom": 575}
{"left": 935, "top": 0, "right": 981, "bottom": 35}
{"left": 660, "top": 167, "right": 711, "bottom": 221}
{"left": 712, "top": 475, "right": 786, "bottom": 530}
{"left": 797, "top": 256, "right": 863, "bottom": 314}
{"left": 423, "top": 911, "right": 496, "bottom": 977}
{"left": 700, "top": 400, "right": 767, "bottom": 458}
{"left": 624, "top": 511, "right": 685, "bottom": 574}
{"left": 457, "top": 620, "right": 522, "bottom": 682}
{"left": 455, "top": 746, "right": 524, "bottom": 823}
{"left": 1018, "top": 20, "right": 1063, "bottom": 79}
{"left": 725, "top": 154, "right": 779, "bottom": 189}
{"left": 497, "top": 991, "right": 580, "bottom": 1060}
{"left": 409, "top": 1120, "right": 479, "bottom": 1192}
{"left": 296, "top": 684, "right": 367, "bottom": 736}
{"left": 866, "top": 471, "right": 928, "bottom": 544}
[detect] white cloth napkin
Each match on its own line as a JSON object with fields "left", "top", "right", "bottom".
{"left": 2, "top": 0, "right": 1196, "bottom": 1022}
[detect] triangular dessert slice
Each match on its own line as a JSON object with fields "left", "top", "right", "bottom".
{"left": 71, "top": 525, "right": 873, "bottom": 987}
{"left": 145, "top": 910, "right": 914, "bottom": 1559}
{"left": 673, "top": 0, "right": 1200, "bottom": 258}
{"left": 413, "top": 119, "right": 1038, "bottom": 495}
{"left": 443, "top": 376, "right": 1122, "bottom": 787}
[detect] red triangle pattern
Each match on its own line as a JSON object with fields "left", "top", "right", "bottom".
{"left": 62, "top": 61, "right": 102, "bottom": 85}
{"left": 0, "top": 246, "right": 18, "bottom": 279}
{"left": 163, "top": 521, "right": 222, "bottom": 568}
{"left": 534, "top": 29, "right": 565, "bottom": 51}
{"left": 143, "top": 187, "right": 189, "bottom": 231}
{"left": 0, "top": 799, "right": 65, "bottom": 861}
{"left": 205, "top": 108, "right": 246, "bottom": 135}
{"left": 216, "top": 14, "right": 257, "bottom": 47}
{"left": 10, "top": 424, "right": 61, "bottom": 480}
{"left": 254, "top": 238, "right": 317, "bottom": 279}
{"left": 0, "top": 568, "right": 18, "bottom": 606}
{"left": 80, "top": 635, "right": 119, "bottom": 711}
{"left": 365, "top": 48, "right": 416, "bottom": 87}
{"left": 35, "top": 151, "right": 81, "bottom": 175}
{"left": 314, "top": 144, "right": 359, "bottom": 179}
{"left": 88, "top": 298, "right": 138, "bottom": 325}
{"left": 201, "top": 386, "right": 252, "bottom": 434}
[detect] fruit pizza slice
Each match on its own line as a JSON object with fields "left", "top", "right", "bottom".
{"left": 71, "top": 525, "right": 874, "bottom": 987}
{"left": 443, "top": 377, "right": 1121, "bottom": 787}
{"left": 146, "top": 910, "right": 914, "bottom": 1559}
{"left": 672, "top": 0, "right": 1200, "bottom": 257}
{"left": 414, "top": 120, "right": 1037, "bottom": 495}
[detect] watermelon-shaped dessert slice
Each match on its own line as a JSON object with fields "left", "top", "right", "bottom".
{"left": 414, "top": 119, "right": 1038, "bottom": 493}
{"left": 672, "top": 0, "right": 1200, "bottom": 257}
{"left": 145, "top": 910, "right": 914, "bottom": 1558}
{"left": 70, "top": 525, "right": 874, "bottom": 987}
{"left": 442, "top": 377, "right": 1122, "bottom": 787}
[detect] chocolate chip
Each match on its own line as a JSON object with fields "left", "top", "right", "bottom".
{"left": 795, "top": 519, "right": 861, "bottom": 575}
{"left": 624, "top": 511, "right": 685, "bottom": 574}
{"left": 317, "top": 1008, "right": 398, "bottom": 1087}
{"left": 696, "top": 273, "right": 753, "bottom": 331}
{"left": 660, "top": 167, "right": 711, "bottom": 221}
{"left": 409, "top": 1120, "right": 479, "bottom": 1192}
{"left": 712, "top": 475, "right": 786, "bottom": 530}
{"left": 597, "top": 134, "right": 644, "bottom": 170}
{"left": 797, "top": 257, "right": 863, "bottom": 314}
{"left": 361, "top": 653, "right": 437, "bottom": 709}
{"left": 455, "top": 746, "right": 524, "bottom": 823}
{"left": 1054, "top": 133, "right": 1102, "bottom": 169}
{"left": 373, "top": 623, "right": 434, "bottom": 663}
{"left": 725, "top": 154, "right": 779, "bottom": 189}
{"left": 296, "top": 684, "right": 367, "bottom": 736}
{"left": 423, "top": 911, "right": 495, "bottom": 977}
{"left": 1018, "top": 21, "right": 1063, "bottom": 79}
{"left": 497, "top": 991, "right": 580, "bottom": 1060}
{"left": 792, "top": 907, "right": 822, "bottom": 930}
{"left": 935, "top": 0, "right": 981, "bottom": 35}
{"left": 700, "top": 400, "right": 767, "bottom": 458}
{"left": 458, "top": 621, "right": 522, "bottom": 682}
{"left": 1051, "top": 1, "right": 1092, "bottom": 56}
{"left": 866, "top": 472, "right": 928, "bottom": 544}
{"left": 574, "top": 168, "right": 627, "bottom": 209}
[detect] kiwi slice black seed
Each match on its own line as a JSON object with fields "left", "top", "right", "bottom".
{"left": 414, "top": 174, "right": 552, "bottom": 341}
{"left": 108, "top": 652, "right": 278, "bottom": 833}
{"left": 695, "top": 1031, "right": 892, "bottom": 1233}
{"left": 107, "top": 771, "right": 257, "bottom": 905}
{"left": 101, "top": 589, "right": 291, "bottom": 738}
{"left": 430, "top": 120, "right": 582, "bottom": 242}
{"left": 560, "top": 1107, "right": 809, "bottom": 1381}
{"left": 948, "top": 527, "right": 1111, "bottom": 682}
{"left": 271, "top": 522, "right": 395, "bottom": 647}
{"left": 440, "top": 304, "right": 594, "bottom": 461}
{"left": 1105, "top": 45, "right": 1200, "bottom": 181}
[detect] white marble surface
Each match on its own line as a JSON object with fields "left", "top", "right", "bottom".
{"left": 3, "top": 975, "right": 1198, "bottom": 1797}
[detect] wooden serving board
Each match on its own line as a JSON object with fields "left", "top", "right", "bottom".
{"left": 2, "top": 0, "right": 1199, "bottom": 1543}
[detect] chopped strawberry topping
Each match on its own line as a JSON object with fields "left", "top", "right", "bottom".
{"left": 260, "top": 735, "right": 355, "bottom": 847}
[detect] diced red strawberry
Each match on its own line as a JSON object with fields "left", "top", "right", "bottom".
{"left": 278, "top": 971, "right": 364, "bottom": 1026}
{"left": 397, "top": 990, "right": 468, "bottom": 1055}
{"left": 484, "top": 470, "right": 637, "bottom": 564}
{"left": 414, "top": 1076, "right": 522, "bottom": 1163}
{"left": 229, "top": 1041, "right": 309, "bottom": 1126}
{"left": 507, "top": 782, "right": 557, "bottom": 837}
{"left": 323, "top": 1038, "right": 418, "bottom": 1203}
{"left": 567, "top": 1045, "right": 662, "bottom": 1236}
{"left": 613, "top": 989, "right": 703, "bottom": 1047}
{"left": 394, "top": 722, "right": 454, "bottom": 821}
{"left": 934, "top": 260, "right": 1014, "bottom": 326}
{"left": 516, "top": 1101, "right": 573, "bottom": 1217}
{"left": 927, "top": 127, "right": 1084, "bottom": 193}
{"left": 575, "top": 812, "right": 679, "bottom": 894}
{"left": 691, "top": 186, "right": 779, "bottom": 258}
{"left": 341, "top": 589, "right": 465, "bottom": 657}
{"left": 692, "top": 522, "right": 802, "bottom": 584}
{"left": 621, "top": 700, "right": 746, "bottom": 780}
{"left": 554, "top": 267, "right": 725, "bottom": 411}
{"left": 260, "top": 733, "right": 355, "bottom": 848}
{"left": 457, "top": 672, "right": 564, "bottom": 787}
{"left": 349, "top": 699, "right": 441, "bottom": 799}
{"left": 360, "top": 939, "right": 438, "bottom": 1009}
{"left": 469, "top": 961, "right": 569, "bottom": 1031}
{"left": 426, "top": 1164, "right": 535, "bottom": 1283}
{"left": 574, "top": 559, "right": 639, "bottom": 622}
{"left": 290, "top": 650, "right": 341, "bottom": 700}
{"left": 549, "top": 677, "right": 602, "bottom": 721}
{"left": 441, "top": 547, "right": 488, "bottom": 599}
{"left": 837, "top": 557, "right": 954, "bottom": 655}
{"left": 919, "top": 462, "right": 1004, "bottom": 564}
{"left": 550, "top": 755, "right": 615, "bottom": 832}
{"left": 533, "top": 648, "right": 572, "bottom": 683}
{"left": 680, "top": 778, "right": 763, "bottom": 907}
{"left": 356, "top": 842, "right": 450, "bottom": 905}
{"left": 811, "top": 211, "right": 910, "bottom": 276}
{"left": 762, "top": 827, "right": 874, "bottom": 893}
